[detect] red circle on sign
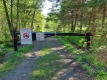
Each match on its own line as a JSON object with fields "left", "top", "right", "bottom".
{"left": 23, "top": 33, "right": 29, "bottom": 39}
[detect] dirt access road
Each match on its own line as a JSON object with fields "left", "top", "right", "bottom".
{"left": 0, "top": 36, "right": 93, "bottom": 80}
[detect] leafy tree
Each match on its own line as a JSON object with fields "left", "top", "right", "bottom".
{"left": 46, "top": 9, "right": 60, "bottom": 32}
{"left": 0, "top": 0, "right": 45, "bottom": 41}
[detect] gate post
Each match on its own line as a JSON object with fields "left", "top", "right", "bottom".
{"left": 85, "top": 33, "right": 92, "bottom": 50}
{"left": 13, "top": 28, "right": 18, "bottom": 51}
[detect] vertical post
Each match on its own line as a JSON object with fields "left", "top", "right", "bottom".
{"left": 85, "top": 33, "right": 91, "bottom": 50}
{"left": 54, "top": 26, "right": 56, "bottom": 36}
{"left": 32, "top": 33, "right": 36, "bottom": 41}
{"left": 13, "top": 28, "right": 18, "bottom": 51}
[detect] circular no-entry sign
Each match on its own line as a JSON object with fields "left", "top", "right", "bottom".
{"left": 23, "top": 33, "right": 29, "bottom": 39}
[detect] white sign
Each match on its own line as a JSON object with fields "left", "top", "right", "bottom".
{"left": 36, "top": 32, "right": 44, "bottom": 41}
{"left": 20, "top": 28, "right": 32, "bottom": 44}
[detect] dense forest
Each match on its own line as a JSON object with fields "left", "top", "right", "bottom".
{"left": 0, "top": 0, "right": 107, "bottom": 42}
{"left": 0, "top": 0, "right": 107, "bottom": 79}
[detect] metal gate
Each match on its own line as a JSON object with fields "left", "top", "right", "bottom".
{"left": 13, "top": 28, "right": 93, "bottom": 51}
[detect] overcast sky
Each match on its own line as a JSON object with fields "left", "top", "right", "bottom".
{"left": 42, "top": 0, "right": 52, "bottom": 17}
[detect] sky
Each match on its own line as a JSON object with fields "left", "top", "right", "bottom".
{"left": 42, "top": 0, "right": 52, "bottom": 17}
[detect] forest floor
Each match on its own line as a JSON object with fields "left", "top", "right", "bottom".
{"left": 0, "top": 36, "right": 94, "bottom": 80}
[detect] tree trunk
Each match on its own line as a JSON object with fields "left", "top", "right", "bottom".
{"left": 80, "top": 8, "right": 83, "bottom": 33}
{"left": 86, "top": 12, "right": 92, "bottom": 32}
{"left": 31, "top": 10, "right": 36, "bottom": 30}
{"left": 16, "top": 0, "right": 19, "bottom": 28}
{"left": 71, "top": 9, "right": 78, "bottom": 32}
{"left": 90, "top": 7, "right": 96, "bottom": 35}
{"left": 3, "top": 0, "right": 13, "bottom": 39}
{"left": 101, "top": 6, "right": 106, "bottom": 42}
{"left": 11, "top": 0, "right": 13, "bottom": 28}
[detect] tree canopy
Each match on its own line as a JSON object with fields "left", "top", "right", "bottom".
{"left": 0, "top": 0, "right": 107, "bottom": 42}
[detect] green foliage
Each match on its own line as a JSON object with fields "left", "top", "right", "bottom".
{"left": 4, "top": 42, "right": 13, "bottom": 47}
{"left": 0, "top": 42, "right": 13, "bottom": 49}
{"left": 0, "top": 42, "right": 14, "bottom": 61}
{"left": 75, "top": 53, "right": 107, "bottom": 78}
{"left": 0, "top": 44, "right": 5, "bottom": 48}
{"left": 95, "top": 61, "right": 106, "bottom": 70}
{"left": 0, "top": 42, "right": 14, "bottom": 62}
{"left": 90, "top": 38, "right": 106, "bottom": 53}
{"left": 57, "top": 36, "right": 107, "bottom": 79}
{"left": 45, "top": 10, "right": 60, "bottom": 32}
{"left": 33, "top": 11, "right": 45, "bottom": 32}
{"left": 96, "top": 70, "right": 107, "bottom": 80}
{"left": 18, "top": 45, "right": 33, "bottom": 53}
{"left": 69, "top": 36, "right": 86, "bottom": 48}
{"left": 0, "top": 0, "right": 45, "bottom": 41}
{"left": 0, "top": 51, "right": 4, "bottom": 62}
{"left": 0, "top": 44, "right": 33, "bottom": 77}
{"left": 81, "top": 64, "right": 94, "bottom": 76}
{"left": 0, "top": 50, "right": 6, "bottom": 57}
{"left": 0, "top": 42, "right": 13, "bottom": 62}
{"left": 57, "top": 36, "right": 83, "bottom": 55}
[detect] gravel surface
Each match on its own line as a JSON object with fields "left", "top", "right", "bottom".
{"left": 0, "top": 36, "right": 93, "bottom": 80}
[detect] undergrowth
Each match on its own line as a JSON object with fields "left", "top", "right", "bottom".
{"left": 66, "top": 36, "right": 86, "bottom": 48}
{"left": 0, "top": 42, "right": 13, "bottom": 62}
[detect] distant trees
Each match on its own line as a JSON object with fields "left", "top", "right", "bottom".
{"left": 1, "top": 0, "right": 107, "bottom": 43}
{"left": 45, "top": 0, "right": 107, "bottom": 44}
{"left": 46, "top": 9, "right": 59, "bottom": 32}
{"left": 49, "top": 0, "right": 107, "bottom": 35}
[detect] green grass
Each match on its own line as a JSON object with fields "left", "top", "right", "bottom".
{"left": 0, "top": 42, "right": 14, "bottom": 62}
{"left": 57, "top": 36, "right": 83, "bottom": 55}
{"left": 0, "top": 44, "right": 33, "bottom": 77}
{"left": 31, "top": 45, "right": 64, "bottom": 80}
{"left": 0, "top": 49, "right": 13, "bottom": 62}
{"left": 57, "top": 36, "right": 107, "bottom": 79}
{"left": 65, "top": 36, "right": 86, "bottom": 48}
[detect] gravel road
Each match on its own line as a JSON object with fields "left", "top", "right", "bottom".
{"left": 0, "top": 36, "right": 93, "bottom": 80}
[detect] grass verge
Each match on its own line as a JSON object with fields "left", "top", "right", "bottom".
{"left": 57, "top": 36, "right": 107, "bottom": 80}
{"left": 31, "top": 44, "right": 64, "bottom": 80}
{"left": 0, "top": 43, "right": 13, "bottom": 62}
{"left": 0, "top": 44, "right": 33, "bottom": 77}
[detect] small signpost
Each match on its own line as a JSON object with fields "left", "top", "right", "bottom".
{"left": 20, "top": 28, "right": 32, "bottom": 44}
{"left": 36, "top": 32, "right": 44, "bottom": 41}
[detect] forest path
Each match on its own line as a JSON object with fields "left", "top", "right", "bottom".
{"left": 0, "top": 37, "right": 93, "bottom": 80}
